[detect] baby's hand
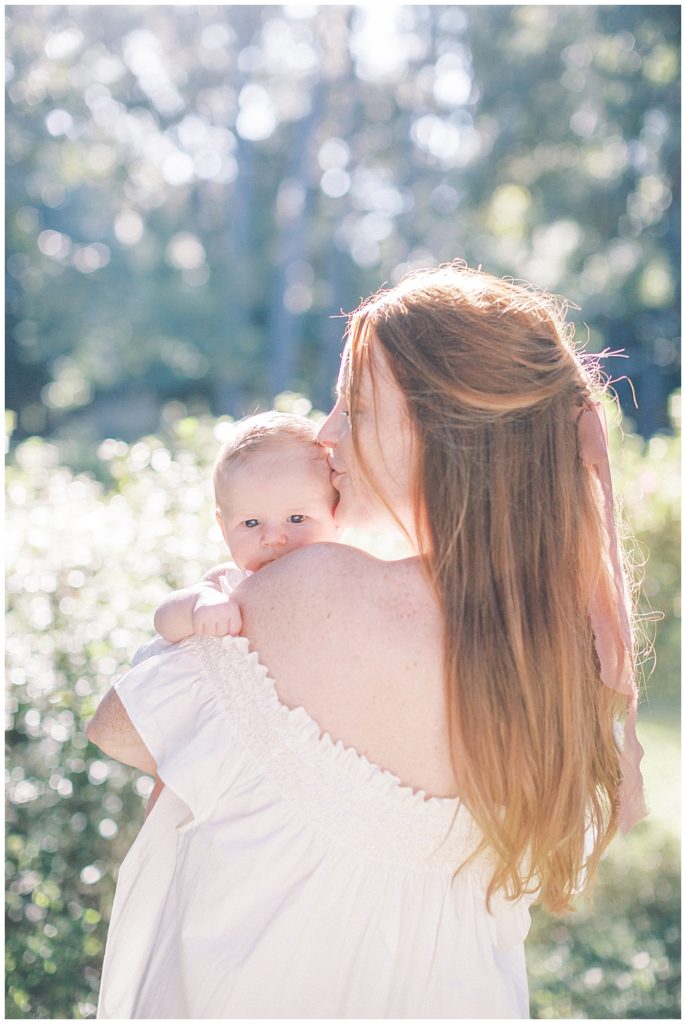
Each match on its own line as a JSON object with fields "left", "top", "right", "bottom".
{"left": 191, "top": 588, "right": 242, "bottom": 637}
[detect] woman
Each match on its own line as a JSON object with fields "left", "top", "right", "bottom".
{"left": 88, "top": 261, "right": 646, "bottom": 1019}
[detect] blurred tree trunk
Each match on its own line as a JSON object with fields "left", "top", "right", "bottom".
{"left": 216, "top": 133, "right": 256, "bottom": 416}
{"left": 265, "top": 83, "right": 325, "bottom": 400}
{"left": 214, "top": 7, "right": 262, "bottom": 417}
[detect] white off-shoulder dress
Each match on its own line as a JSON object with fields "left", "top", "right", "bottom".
{"left": 96, "top": 635, "right": 535, "bottom": 1019}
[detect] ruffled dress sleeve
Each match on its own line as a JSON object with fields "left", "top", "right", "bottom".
{"left": 131, "top": 634, "right": 175, "bottom": 667}
{"left": 114, "top": 638, "right": 244, "bottom": 825}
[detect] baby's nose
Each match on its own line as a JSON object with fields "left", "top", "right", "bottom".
{"left": 261, "top": 525, "right": 288, "bottom": 546}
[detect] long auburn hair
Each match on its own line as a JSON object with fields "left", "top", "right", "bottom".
{"left": 345, "top": 260, "right": 639, "bottom": 914}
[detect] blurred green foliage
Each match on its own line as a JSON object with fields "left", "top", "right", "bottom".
{"left": 528, "top": 800, "right": 680, "bottom": 1019}
{"left": 5, "top": 4, "right": 680, "bottom": 450}
{"left": 5, "top": 392, "right": 680, "bottom": 1018}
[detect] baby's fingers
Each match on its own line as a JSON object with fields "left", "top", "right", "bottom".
{"left": 206, "top": 616, "right": 231, "bottom": 636}
{"left": 193, "top": 608, "right": 227, "bottom": 636}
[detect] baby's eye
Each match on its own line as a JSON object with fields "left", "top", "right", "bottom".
{"left": 287, "top": 514, "right": 306, "bottom": 524}
{"left": 243, "top": 519, "right": 260, "bottom": 528}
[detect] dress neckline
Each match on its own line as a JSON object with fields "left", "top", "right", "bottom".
{"left": 210, "top": 634, "right": 463, "bottom": 810}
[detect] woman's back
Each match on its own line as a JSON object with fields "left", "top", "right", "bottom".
{"left": 238, "top": 541, "right": 460, "bottom": 800}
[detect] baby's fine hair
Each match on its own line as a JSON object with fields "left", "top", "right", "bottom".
{"left": 213, "top": 411, "right": 320, "bottom": 507}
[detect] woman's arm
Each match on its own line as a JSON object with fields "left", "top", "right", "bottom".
{"left": 86, "top": 688, "right": 157, "bottom": 775}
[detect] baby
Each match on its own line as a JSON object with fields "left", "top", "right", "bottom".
{"left": 154, "top": 410, "right": 341, "bottom": 643}
{"left": 143, "top": 411, "right": 341, "bottom": 815}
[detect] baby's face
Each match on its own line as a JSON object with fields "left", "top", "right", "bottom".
{"left": 217, "top": 445, "right": 341, "bottom": 572}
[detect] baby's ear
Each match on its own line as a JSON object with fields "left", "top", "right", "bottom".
{"left": 215, "top": 508, "right": 229, "bottom": 543}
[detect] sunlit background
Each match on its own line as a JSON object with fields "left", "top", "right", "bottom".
{"left": 5, "top": 5, "right": 680, "bottom": 1020}
{"left": 6, "top": 4, "right": 680, "bottom": 448}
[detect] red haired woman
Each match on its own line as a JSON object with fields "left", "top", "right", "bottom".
{"left": 88, "top": 261, "right": 645, "bottom": 1019}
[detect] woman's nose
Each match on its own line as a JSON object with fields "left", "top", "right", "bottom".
{"left": 316, "top": 406, "right": 341, "bottom": 448}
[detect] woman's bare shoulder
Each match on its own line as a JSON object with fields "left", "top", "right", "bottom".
{"left": 237, "top": 542, "right": 379, "bottom": 606}
{"left": 230, "top": 545, "right": 375, "bottom": 691}
{"left": 235, "top": 542, "right": 434, "bottom": 650}
{"left": 273, "top": 541, "right": 379, "bottom": 575}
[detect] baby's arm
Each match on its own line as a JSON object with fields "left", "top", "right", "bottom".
{"left": 154, "top": 567, "right": 243, "bottom": 641}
